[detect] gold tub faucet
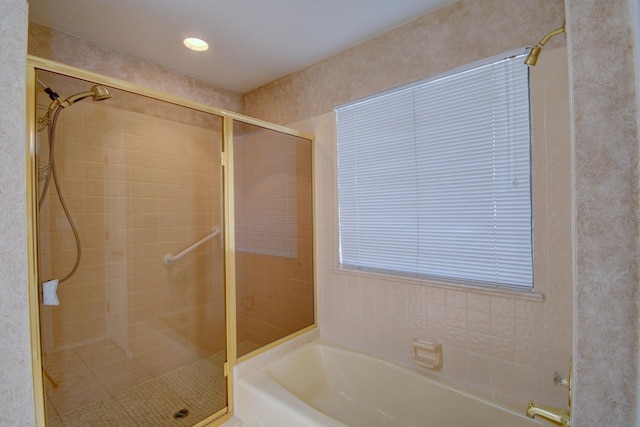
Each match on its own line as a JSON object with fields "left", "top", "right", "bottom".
{"left": 526, "top": 400, "right": 570, "bottom": 426}
{"left": 526, "top": 365, "right": 571, "bottom": 426}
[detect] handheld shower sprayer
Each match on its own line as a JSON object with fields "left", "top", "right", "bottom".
{"left": 37, "top": 79, "right": 113, "bottom": 285}
{"left": 60, "top": 85, "right": 113, "bottom": 107}
{"left": 38, "top": 79, "right": 113, "bottom": 112}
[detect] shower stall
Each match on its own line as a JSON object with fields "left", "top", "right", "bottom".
{"left": 26, "top": 58, "right": 315, "bottom": 426}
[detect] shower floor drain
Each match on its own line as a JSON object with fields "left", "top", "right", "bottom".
{"left": 174, "top": 408, "right": 189, "bottom": 419}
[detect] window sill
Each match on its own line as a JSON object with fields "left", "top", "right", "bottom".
{"left": 332, "top": 266, "right": 545, "bottom": 303}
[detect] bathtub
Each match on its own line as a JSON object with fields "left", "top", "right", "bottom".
{"left": 236, "top": 339, "right": 545, "bottom": 427}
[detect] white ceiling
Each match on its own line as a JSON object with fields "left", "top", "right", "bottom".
{"left": 27, "top": 0, "right": 456, "bottom": 93}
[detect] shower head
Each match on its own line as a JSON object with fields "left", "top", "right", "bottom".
{"left": 61, "top": 85, "right": 112, "bottom": 107}
{"left": 524, "top": 45, "right": 543, "bottom": 66}
{"left": 524, "top": 23, "right": 566, "bottom": 66}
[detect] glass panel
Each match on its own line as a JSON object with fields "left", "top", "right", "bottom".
{"left": 36, "top": 70, "right": 227, "bottom": 425}
{"left": 233, "top": 121, "right": 314, "bottom": 357}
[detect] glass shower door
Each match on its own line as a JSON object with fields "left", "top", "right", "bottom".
{"left": 232, "top": 121, "right": 314, "bottom": 357}
{"left": 36, "top": 70, "right": 227, "bottom": 426}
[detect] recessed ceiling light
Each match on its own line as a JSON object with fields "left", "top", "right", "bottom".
{"left": 183, "top": 37, "right": 209, "bottom": 52}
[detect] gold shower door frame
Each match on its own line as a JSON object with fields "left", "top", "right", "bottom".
{"left": 25, "top": 56, "right": 317, "bottom": 426}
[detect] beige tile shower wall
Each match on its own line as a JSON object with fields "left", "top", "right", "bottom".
{"left": 243, "top": 0, "right": 566, "bottom": 126}
{"left": 28, "top": 22, "right": 243, "bottom": 113}
{"left": 289, "top": 45, "right": 572, "bottom": 409}
{"left": 236, "top": 251, "right": 314, "bottom": 348}
{"left": 38, "top": 98, "right": 225, "bottom": 376}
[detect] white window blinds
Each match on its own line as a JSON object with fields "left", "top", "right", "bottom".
{"left": 336, "top": 51, "right": 533, "bottom": 289}
{"left": 234, "top": 129, "right": 298, "bottom": 258}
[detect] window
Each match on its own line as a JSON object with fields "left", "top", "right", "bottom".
{"left": 336, "top": 50, "right": 533, "bottom": 289}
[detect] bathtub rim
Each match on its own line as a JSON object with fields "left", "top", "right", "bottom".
{"left": 275, "top": 338, "right": 536, "bottom": 417}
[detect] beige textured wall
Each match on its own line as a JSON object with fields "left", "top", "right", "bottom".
{"left": 565, "top": 0, "right": 639, "bottom": 425}
{"left": 0, "top": 0, "right": 35, "bottom": 425}
{"left": 244, "top": 0, "right": 566, "bottom": 125}
{"left": 28, "top": 22, "right": 244, "bottom": 114}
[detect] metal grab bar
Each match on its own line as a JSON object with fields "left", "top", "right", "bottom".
{"left": 163, "top": 226, "right": 220, "bottom": 266}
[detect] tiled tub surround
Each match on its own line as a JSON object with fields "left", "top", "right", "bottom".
{"left": 287, "top": 46, "right": 572, "bottom": 410}
{"left": 36, "top": 74, "right": 227, "bottom": 421}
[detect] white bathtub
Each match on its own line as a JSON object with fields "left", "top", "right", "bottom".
{"left": 236, "top": 339, "right": 545, "bottom": 427}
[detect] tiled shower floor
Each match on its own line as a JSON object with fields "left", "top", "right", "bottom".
{"left": 44, "top": 339, "right": 227, "bottom": 427}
